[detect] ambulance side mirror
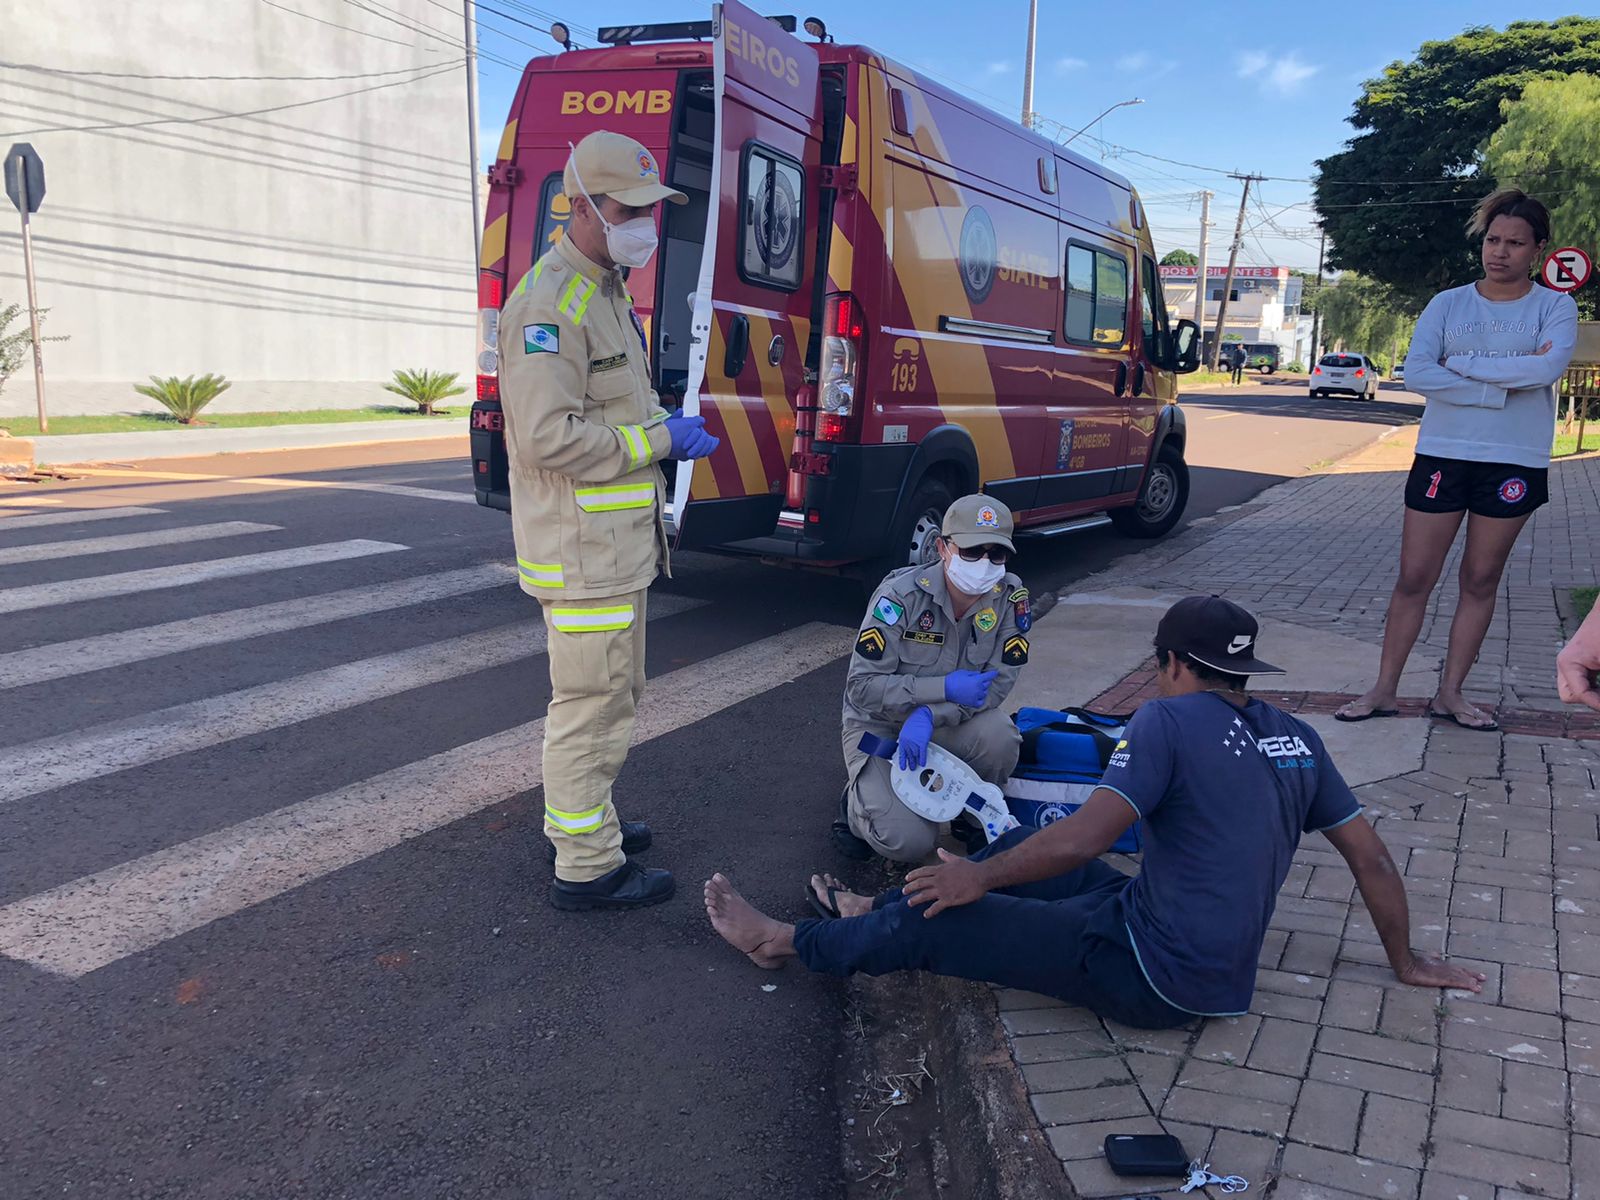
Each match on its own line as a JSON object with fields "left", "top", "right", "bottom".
{"left": 1170, "top": 320, "right": 1201, "bottom": 374}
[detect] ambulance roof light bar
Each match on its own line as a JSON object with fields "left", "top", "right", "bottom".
{"left": 597, "top": 15, "right": 797, "bottom": 44}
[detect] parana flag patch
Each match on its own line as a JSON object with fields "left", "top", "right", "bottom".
{"left": 524, "top": 323, "right": 559, "bottom": 354}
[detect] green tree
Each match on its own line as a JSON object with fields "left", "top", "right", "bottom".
{"left": 1486, "top": 73, "right": 1600, "bottom": 317}
{"left": 1313, "top": 17, "right": 1600, "bottom": 303}
{"left": 1159, "top": 249, "right": 1197, "bottom": 267}
{"left": 1313, "top": 274, "right": 1420, "bottom": 374}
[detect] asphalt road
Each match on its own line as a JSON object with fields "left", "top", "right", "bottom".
{"left": 0, "top": 380, "right": 1419, "bottom": 1198}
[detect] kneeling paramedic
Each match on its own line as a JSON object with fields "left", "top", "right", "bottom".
{"left": 499, "top": 130, "right": 719, "bottom": 910}
{"left": 836, "top": 494, "right": 1030, "bottom": 863}
{"left": 707, "top": 596, "right": 1486, "bottom": 1025}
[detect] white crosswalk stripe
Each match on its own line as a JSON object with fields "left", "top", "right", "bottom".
{"left": 0, "top": 520, "right": 280, "bottom": 566}
{"left": 0, "top": 563, "right": 518, "bottom": 688}
{"left": 0, "top": 506, "right": 166, "bottom": 530}
{"left": 0, "top": 594, "right": 705, "bottom": 804}
{"left": 0, "top": 539, "right": 406, "bottom": 614}
{"left": 0, "top": 623, "right": 851, "bottom": 977}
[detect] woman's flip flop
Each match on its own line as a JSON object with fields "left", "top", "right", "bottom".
{"left": 1334, "top": 706, "right": 1399, "bottom": 723}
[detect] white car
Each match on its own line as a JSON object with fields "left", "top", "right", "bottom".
{"left": 1310, "top": 353, "right": 1380, "bottom": 400}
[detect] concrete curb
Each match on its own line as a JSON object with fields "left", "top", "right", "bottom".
{"left": 31, "top": 418, "right": 467, "bottom": 465}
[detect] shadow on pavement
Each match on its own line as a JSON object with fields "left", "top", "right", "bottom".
{"left": 1180, "top": 389, "right": 1422, "bottom": 428}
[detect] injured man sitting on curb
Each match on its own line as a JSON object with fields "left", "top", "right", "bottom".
{"left": 707, "top": 595, "right": 1485, "bottom": 1027}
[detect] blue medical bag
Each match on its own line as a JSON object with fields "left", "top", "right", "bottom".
{"left": 1006, "top": 706, "right": 1142, "bottom": 854}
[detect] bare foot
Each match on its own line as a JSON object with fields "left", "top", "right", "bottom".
{"left": 1430, "top": 693, "right": 1498, "bottom": 730}
{"left": 1335, "top": 691, "right": 1399, "bottom": 721}
{"left": 809, "top": 873, "right": 873, "bottom": 918}
{"left": 704, "top": 873, "right": 796, "bottom": 969}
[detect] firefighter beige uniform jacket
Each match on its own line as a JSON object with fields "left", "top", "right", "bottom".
{"left": 499, "top": 236, "right": 674, "bottom": 881}
{"left": 842, "top": 565, "right": 1030, "bottom": 862}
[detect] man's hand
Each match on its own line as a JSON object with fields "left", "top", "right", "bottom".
{"left": 665, "top": 414, "right": 719, "bottom": 460}
{"left": 1558, "top": 607, "right": 1600, "bottom": 711}
{"left": 1395, "top": 952, "right": 1486, "bottom": 993}
{"left": 897, "top": 706, "right": 934, "bottom": 771}
{"left": 944, "top": 669, "right": 997, "bottom": 708}
{"left": 904, "top": 848, "right": 989, "bottom": 917}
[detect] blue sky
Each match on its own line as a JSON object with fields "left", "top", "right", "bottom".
{"left": 469, "top": 1, "right": 1583, "bottom": 272}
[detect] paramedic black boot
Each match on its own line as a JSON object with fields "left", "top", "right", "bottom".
{"left": 550, "top": 859, "right": 675, "bottom": 911}
{"left": 547, "top": 820, "right": 652, "bottom": 865}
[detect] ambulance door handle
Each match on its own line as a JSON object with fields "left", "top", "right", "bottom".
{"left": 1132, "top": 363, "right": 1146, "bottom": 396}
{"left": 724, "top": 314, "right": 750, "bottom": 377}
{"left": 1113, "top": 362, "right": 1128, "bottom": 397}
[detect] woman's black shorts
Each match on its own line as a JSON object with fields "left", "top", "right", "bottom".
{"left": 1404, "top": 453, "right": 1549, "bottom": 518}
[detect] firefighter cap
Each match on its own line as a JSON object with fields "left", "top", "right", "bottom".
{"left": 942, "top": 494, "right": 1016, "bottom": 553}
{"left": 564, "top": 130, "right": 687, "bottom": 207}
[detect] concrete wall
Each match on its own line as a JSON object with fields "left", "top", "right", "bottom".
{"left": 0, "top": 0, "right": 479, "bottom": 415}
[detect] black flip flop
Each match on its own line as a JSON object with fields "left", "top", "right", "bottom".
{"left": 1429, "top": 707, "right": 1499, "bottom": 732}
{"left": 807, "top": 879, "right": 844, "bottom": 921}
{"left": 1334, "top": 706, "right": 1400, "bottom": 723}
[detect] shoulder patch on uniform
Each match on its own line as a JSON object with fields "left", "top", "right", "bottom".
{"left": 1008, "top": 587, "right": 1029, "bottom": 603}
{"left": 902, "top": 630, "right": 945, "bottom": 646}
{"left": 855, "top": 628, "right": 887, "bottom": 660}
{"left": 1002, "top": 635, "right": 1029, "bottom": 666}
{"left": 975, "top": 607, "right": 997, "bottom": 633}
{"left": 591, "top": 353, "right": 628, "bottom": 373}
{"left": 873, "top": 595, "right": 905, "bottom": 626}
{"left": 524, "top": 323, "right": 559, "bottom": 354}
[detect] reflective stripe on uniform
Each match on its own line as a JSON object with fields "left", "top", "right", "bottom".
{"left": 517, "top": 557, "right": 565, "bottom": 588}
{"left": 545, "top": 802, "right": 606, "bottom": 834}
{"left": 510, "top": 260, "right": 544, "bottom": 298}
{"left": 558, "top": 276, "right": 597, "bottom": 323}
{"left": 549, "top": 604, "right": 636, "bottom": 632}
{"left": 575, "top": 483, "right": 654, "bottom": 512}
{"left": 619, "top": 424, "right": 651, "bottom": 467}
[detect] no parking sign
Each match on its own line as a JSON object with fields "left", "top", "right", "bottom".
{"left": 1543, "top": 246, "right": 1593, "bottom": 293}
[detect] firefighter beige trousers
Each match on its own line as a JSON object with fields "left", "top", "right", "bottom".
{"left": 540, "top": 589, "right": 648, "bottom": 882}
{"left": 844, "top": 708, "right": 1021, "bottom": 864}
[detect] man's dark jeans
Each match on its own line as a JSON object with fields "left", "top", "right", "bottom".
{"left": 792, "top": 828, "right": 1190, "bottom": 1030}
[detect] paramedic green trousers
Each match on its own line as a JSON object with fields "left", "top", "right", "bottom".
{"left": 844, "top": 708, "right": 1021, "bottom": 862}
{"left": 540, "top": 589, "right": 647, "bottom": 882}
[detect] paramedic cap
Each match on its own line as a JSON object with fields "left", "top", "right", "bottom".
{"left": 1155, "top": 594, "right": 1284, "bottom": 676}
{"left": 941, "top": 494, "right": 1016, "bottom": 553}
{"left": 564, "top": 130, "right": 687, "bottom": 207}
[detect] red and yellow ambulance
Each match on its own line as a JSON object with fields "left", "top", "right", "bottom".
{"left": 470, "top": 3, "right": 1201, "bottom": 578}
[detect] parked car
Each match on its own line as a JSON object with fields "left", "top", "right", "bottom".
{"left": 1310, "top": 353, "right": 1380, "bottom": 400}
{"left": 1392, "top": 361, "right": 1405, "bottom": 384}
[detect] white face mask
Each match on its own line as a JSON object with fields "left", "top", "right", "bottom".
{"left": 568, "top": 144, "right": 659, "bottom": 269}
{"left": 944, "top": 550, "right": 1005, "bottom": 597}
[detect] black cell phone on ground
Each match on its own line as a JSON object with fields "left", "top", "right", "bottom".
{"left": 1103, "top": 1133, "right": 1189, "bottom": 1177}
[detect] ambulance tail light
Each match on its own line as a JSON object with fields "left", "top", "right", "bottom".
{"left": 476, "top": 269, "right": 505, "bottom": 408}
{"left": 817, "top": 293, "right": 864, "bottom": 443}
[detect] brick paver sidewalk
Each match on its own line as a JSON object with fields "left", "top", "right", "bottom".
{"left": 1005, "top": 444, "right": 1600, "bottom": 1199}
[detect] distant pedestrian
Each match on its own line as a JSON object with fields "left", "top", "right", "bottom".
{"left": 1336, "top": 188, "right": 1577, "bottom": 731}
{"left": 1230, "top": 343, "right": 1247, "bottom": 385}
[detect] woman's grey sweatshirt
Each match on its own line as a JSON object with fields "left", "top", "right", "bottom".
{"left": 1405, "top": 283, "right": 1578, "bottom": 469}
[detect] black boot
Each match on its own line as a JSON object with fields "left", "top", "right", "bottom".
{"left": 546, "top": 820, "right": 652, "bottom": 864}
{"left": 550, "top": 860, "right": 675, "bottom": 911}
{"left": 831, "top": 790, "right": 874, "bottom": 861}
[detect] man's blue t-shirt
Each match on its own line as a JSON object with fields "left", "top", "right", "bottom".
{"left": 1100, "top": 692, "right": 1361, "bottom": 1016}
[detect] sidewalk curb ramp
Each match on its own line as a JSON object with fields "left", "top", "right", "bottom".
{"left": 843, "top": 970, "right": 1068, "bottom": 1199}
{"left": 29, "top": 417, "right": 467, "bottom": 466}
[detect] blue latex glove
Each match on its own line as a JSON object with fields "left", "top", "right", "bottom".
{"left": 944, "top": 669, "right": 998, "bottom": 708}
{"left": 898, "top": 706, "right": 934, "bottom": 771}
{"left": 665, "top": 414, "right": 720, "bottom": 460}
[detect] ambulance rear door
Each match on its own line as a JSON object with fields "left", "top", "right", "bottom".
{"left": 670, "top": 1, "right": 824, "bottom": 549}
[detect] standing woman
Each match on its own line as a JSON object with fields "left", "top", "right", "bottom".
{"left": 1337, "top": 190, "right": 1578, "bottom": 730}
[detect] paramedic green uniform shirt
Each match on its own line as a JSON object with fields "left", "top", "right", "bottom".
{"left": 1100, "top": 692, "right": 1361, "bottom": 1015}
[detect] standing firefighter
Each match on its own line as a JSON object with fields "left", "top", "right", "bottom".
{"left": 498, "top": 130, "right": 719, "bottom": 910}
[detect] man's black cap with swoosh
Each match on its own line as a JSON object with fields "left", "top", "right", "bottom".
{"left": 1155, "top": 594, "right": 1285, "bottom": 676}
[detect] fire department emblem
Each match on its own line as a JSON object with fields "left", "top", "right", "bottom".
{"left": 958, "top": 205, "right": 996, "bottom": 304}
{"left": 918, "top": 610, "right": 936, "bottom": 632}
{"left": 1499, "top": 477, "right": 1528, "bottom": 504}
{"left": 638, "top": 150, "right": 656, "bottom": 178}
{"left": 976, "top": 505, "right": 999, "bottom": 528}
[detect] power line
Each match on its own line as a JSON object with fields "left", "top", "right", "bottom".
{"left": 0, "top": 63, "right": 461, "bottom": 138}
{"left": 338, "top": 0, "right": 525, "bottom": 70}
{"left": 0, "top": 58, "right": 454, "bottom": 83}
{"left": 496, "top": 0, "right": 595, "bottom": 38}
{"left": 257, "top": 0, "right": 446, "bottom": 49}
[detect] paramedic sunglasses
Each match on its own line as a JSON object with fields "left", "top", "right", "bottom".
{"left": 947, "top": 540, "right": 1011, "bottom": 565}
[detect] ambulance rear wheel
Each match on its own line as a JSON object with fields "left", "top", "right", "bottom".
{"left": 860, "top": 476, "right": 955, "bottom": 592}
{"left": 1111, "top": 444, "right": 1188, "bottom": 539}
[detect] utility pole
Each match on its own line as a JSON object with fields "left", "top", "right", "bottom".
{"left": 1208, "top": 173, "right": 1260, "bottom": 371}
{"left": 1020, "top": 0, "right": 1037, "bottom": 128}
{"left": 463, "top": 0, "right": 483, "bottom": 271}
{"left": 1193, "top": 189, "right": 1212, "bottom": 329}
{"left": 1308, "top": 225, "right": 1325, "bottom": 367}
